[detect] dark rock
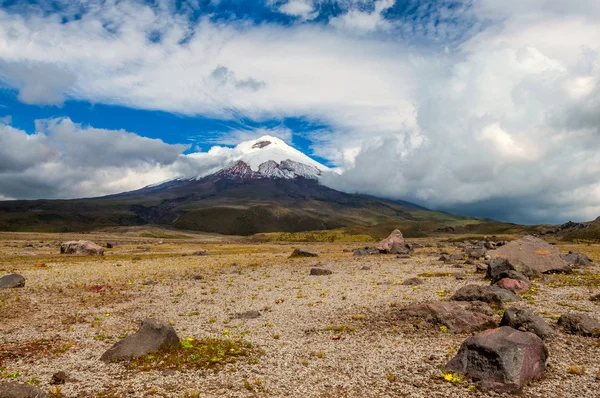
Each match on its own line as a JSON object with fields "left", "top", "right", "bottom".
{"left": 590, "top": 293, "right": 600, "bottom": 302}
{"left": 464, "top": 259, "right": 475, "bottom": 265}
{"left": 0, "top": 381, "right": 48, "bottom": 397}
{"left": 60, "top": 240, "right": 104, "bottom": 256}
{"left": 468, "top": 247, "right": 487, "bottom": 259}
{"left": 106, "top": 243, "right": 113, "bottom": 249}
{"left": 557, "top": 313, "right": 600, "bottom": 337}
{"left": 438, "top": 254, "right": 452, "bottom": 263}
{"left": 100, "top": 318, "right": 179, "bottom": 361}
{"left": 486, "top": 258, "right": 516, "bottom": 281}
{"left": 487, "top": 235, "right": 571, "bottom": 277}
{"left": 454, "top": 273, "right": 467, "bottom": 280}
{"left": 310, "top": 267, "right": 332, "bottom": 276}
{"left": 290, "top": 248, "right": 318, "bottom": 258}
{"left": 235, "top": 310, "right": 261, "bottom": 320}
{"left": 560, "top": 252, "right": 593, "bottom": 268}
{"left": 192, "top": 250, "right": 208, "bottom": 256}
{"left": 490, "top": 270, "right": 531, "bottom": 285}
{"left": 401, "top": 277, "right": 423, "bottom": 286}
{"left": 376, "top": 229, "right": 405, "bottom": 254}
{"left": 496, "top": 278, "right": 530, "bottom": 294}
{"left": 399, "top": 301, "right": 496, "bottom": 333}
{"left": 446, "top": 326, "right": 548, "bottom": 393}
{"left": 451, "top": 284, "right": 520, "bottom": 305}
{"left": 50, "top": 371, "right": 67, "bottom": 385}
{"left": 0, "top": 274, "right": 25, "bottom": 289}
{"left": 500, "top": 307, "right": 554, "bottom": 340}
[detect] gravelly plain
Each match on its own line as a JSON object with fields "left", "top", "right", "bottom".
{"left": 1, "top": 230, "right": 600, "bottom": 397}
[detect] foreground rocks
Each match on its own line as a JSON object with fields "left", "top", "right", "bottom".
{"left": 487, "top": 235, "right": 571, "bottom": 277}
{"left": 60, "top": 240, "right": 105, "bottom": 256}
{"left": 496, "top": 278, "right": 530, "bottom": 293}
{"left": 446, "top": 326, "right": 548, "bottom": 393}
{"left": 0, "top": 274, "right": 25, "bottom": 289}
{"left": 500, "top": 307, "right": 554, "bottom": 340}
{"left": 289, "top": 248, "right": 318, "bottom": 258}
{"left": 376, "top": 229, "right": 411, "bottom": 254}
{"left": 558, "top": 313, "right": 600, "bottom": 337}
{"left": 0, "top": 381, "right": 48, "bottom": 397}
{"left": 100, "top": 318, "right": 179, "bottom": 361}
{"left": 451, "top": 284, "right": 520, "bottom": 305}
{"left": 399, "top": 301, "right": 496, "bottom": 333}
{"left": 560, "top": 252, "right": 594, "bottom": 268}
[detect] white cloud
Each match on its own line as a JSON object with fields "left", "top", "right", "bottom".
{"left": 0, "top": 1, "right": 599, "bottom": 223}
{"left": 277, "top": 0, "right": 318, "bottom": 20}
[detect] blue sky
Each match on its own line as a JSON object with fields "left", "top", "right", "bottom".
{"left": 1, "top": 0, "right": 600, "bottom": 224}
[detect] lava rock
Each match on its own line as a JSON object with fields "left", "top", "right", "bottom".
{"left": 0, "top": 274, "right": 25, "bottom": 289}
{"left": 50, "top": 371, "right": 67, "bottom": 385}
{"left": 401, "top": 277, "right": 423, "bottom": 286}
{"left": 500, "top": 307, "right": 554, "bottom": 340}
{"left": 446, "top": 326, "right": 548, "bottom": 393}
{"left": 192, "top": 250, "right": 208, "bottom": 256}
{"left": 557, "top": 312, "right": 600, "bottom": 337}
{"left": 496, "top": 278, "right": 530, "bottom": 294}
{"left": 100, "top": 318, "right": 179, "bottom": 361}
{"left": 235, "top": 310, "right": 261, "bottom": 319}
{"left": 310, "top": 268, "right": 332, "bottom": 276}
{"left": 0, "top": 381, "right": 48, "bottom": 397}
{"left": 289, "top": 248, "right": 318, "bottom": 258}
{"left": 451, "top": 284, "right": 520, "bottom": 305}
{"left": 486, "top": 258, "right": 516, "bottom": 281}
{"left": 560, "top": 252, "right": 593, "bottom": 268}
{"left": 490, "top": 270, "right": 531, "bottom": 285}
{"left": 399, "top": 301, "right": 496, "bottom": 333}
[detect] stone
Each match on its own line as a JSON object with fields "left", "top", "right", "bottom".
{"left": 289, "top": 248, "right": 318, "bottom": 258}
{"left": 486, "top": 258, "right": 516, "bottom": 281}
{"left": 500, "top": 307, "right": 555, "bottom": 340}
{"left": 359, "top": 266, "right": 371, "bottom": 270}
{"left": 376, "top": 229, "right": 405, "bottom": 254}
{"left": 0, "top": 274, "right": 25, "bottom": 289}
{"left": 557, "top": 313, "right": 600, "bottom": 337}
{"left": 468, "top": 247, "right": 487, "bottom": 259}
{"left": 401, "top": 277, "right": 423, "bottom": 286}
{"left": 100, "top": 318, "right": 179, "bottom": 361}
{"left": 476, "top": 263, "right": 488, "bottom": 272}
{"left": 590, "top": 293, "right": 600, "bottom": 302}
{"left": 560, "top": 252, "right": 593, "bottom": 268}
{"left": 106, "top": 243, "right": 113, "bottom": 249}
{"left": 438, "top": 254, "right": 452, "bottom": 263}
{"left": 399, "top": 301, "right": 496, "bottom": 333}
{"left": 496, "top": 278, "right": 530, "bottom": 294}
{"left": 192, "top": 250, "right": 208, "bottom": 256}
{"left": 50, "top": 371, "right": 67, "bottom": 385}
{"left": 450, "top": 253, "right": 464, "bottom": 261}
{"left": 487, "top": 235, "right": 571, "bottom": 277}
{"left": 0, "top": 381, "right": 48, "bottom": 397}
{"left": 235, "top": 310, "right": 261, "bottom": 319}
{"left": 490, "top": 270, "right": 531, "bottom": 285}
{"left": 60, "top": 240, "right": 104, "bottom": 256}
{"left": 451, "top": 284, "right": 520, "bottom": 305}
{"left": 310, "top": 267, "right": 332, "bottom": 276}
{"left": 446, "top": 326, "right": 548, "bottom": 393}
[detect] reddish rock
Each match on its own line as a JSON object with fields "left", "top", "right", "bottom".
{"left": 446, "top": 326, "right": 548, "bottom": 393}
{"left": 399, "top": 301, "right": 496, "bottom": 333}
{"left": 487, "top": 236, "right": 570, "bottom": 277}
{"left": 497, "top": 278, "right": 530, "bottom": 293}
{"left": 60, "top": 240, "right": 105, "bottom": 256}
{"left": 376, "top": 229, "right": 406, "bottom": 254}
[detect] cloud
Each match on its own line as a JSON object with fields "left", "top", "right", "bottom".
{"left": 0, "top": 1, "right": 599, "bottom": 223}
{"left": 276, "top": 0, "right": 318, "bottom": 20}
{"left": 0, "top": 115, "right": 12, "bottom": 125}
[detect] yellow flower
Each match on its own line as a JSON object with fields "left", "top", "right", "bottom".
{"left": 187, "top": 337, "right": 194, "bottom": 342}
{"left": 105, "top": 313, "right": 110, "bottom": 317}
{"left": 444, "top": 374, "right": 453, "bottom": 381}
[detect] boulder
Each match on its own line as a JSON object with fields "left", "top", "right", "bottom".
{"left": 0, "top": 274, "right": 25, "bottom": 289}
{"left": 310, "top": 267, "right": 332, "bottom": 276}
{"left": 399, "top": 301, "right": 496, "bottom": 333}
{"left": 490, "top": 270, "right": 531, "bottom": 285}
{"left": 376, "top": 229, "right": 406, "bottom": 254}
{"left": 486, "top": 258, "right": 516, "bottom": 281}
{"left": 451, "top": 284, "right": 520, "bottom": 305}
{"left": 0, "top": 381, "right": 48, "bottom": 397}
{"left": 401, "top": 277, "right": 423, "bottom": 286}
{"left": 289, "top": 248, "right": 318, "bottom": 258}
{"left": 100, "top": 318, "right": 179, "bottom": 361}
{"left": 446, "top": 326, "right": 548, "bottom": 393}
{"left": 60, "top": 240, "right": 104, "bottom": 256}
{"left": 487, "top": 235, "right": 571, "bottom": 277}
{"left": 557, "top": 313, "right": 600, "bottom": 337}
{"left": 496, "top": 278, "right": 530, "bottom": 294}
{"left": 468, "top": 247, "right": 487, "bottom": 259}
{"left": 560, "top": 252, "right": 593, "bottom": 268}
{"left": 500, "top": 307, "right": 554, "bottom": 340}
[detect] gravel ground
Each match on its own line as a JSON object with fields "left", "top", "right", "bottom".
{"left": 1, "top": 232, "right": 600, "bottom": 397}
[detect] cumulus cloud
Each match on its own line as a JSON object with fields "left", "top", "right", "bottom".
{"left": 0, "top": 1, "right": 599, "bottom": 223}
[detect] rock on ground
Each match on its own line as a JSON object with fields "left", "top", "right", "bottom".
{"left": 310, "top": 268, "right": 332, "bottom": 276}
{"left": 376, "top": 229, "right": 407, "bottom": 254}
{"left": 60, "top": 240, "right": 105, "bottom": 256}
{"left": 289, "top": 248, "right": 318, "bottom": 258}
{"left": 100, "top": 318, "right": 180, "bottom": 361}
{"left": 0, "top": 381, "right": 48, "bottom": 397}
{"left": 0, "top": 274, "right": 25, "bottom": 289}
{"left": 399, "top": 301, "right": 496, "bottom": 333}
{"left": 451, "top": 284, "right": 520, "bottom": 305}
{"left": 401, "top": 277, "right": 423, "bottom": 286}
{"left": 446, "top": 326, "right": 548, "bottom": 393}
{"left": 560, "top": 252, "right": 593, "bottom": 268}
{"left": 557, "top": 313, "right": 600, "bottom": 337}
{"left": 500, "top": 307, "right": 555, "bottom": 340}
{"left": 486, "top": 258, "right": 516, "bottom": 281}
{"left": 496, "top": 278, "right": 530, "bottom": 293}
{"left": 487, "top": 235, "right": 571, "bottom": 277}
{"left": 490, "top": 269, "right": 531, "bottom": 285}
